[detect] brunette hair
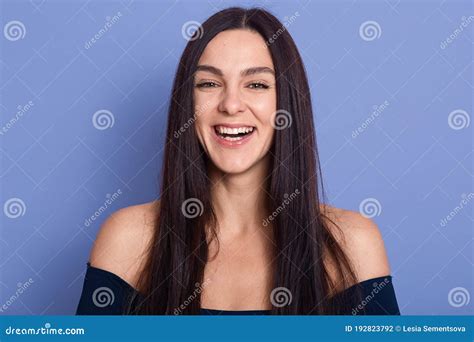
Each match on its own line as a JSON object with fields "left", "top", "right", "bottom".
{"left": 129, "top": 6, "right": 362, "bottom": 315}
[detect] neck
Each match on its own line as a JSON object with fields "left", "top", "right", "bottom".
{"left": 208, "top": 156, "right": 272, "bottom": 237}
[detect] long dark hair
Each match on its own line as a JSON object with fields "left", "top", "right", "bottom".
{"left": 129, "top": 6, "right": 362, "bottom": 315}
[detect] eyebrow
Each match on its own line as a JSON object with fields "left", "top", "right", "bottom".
{"left": 195, "top": 65, "right": 275, "bottom": 77}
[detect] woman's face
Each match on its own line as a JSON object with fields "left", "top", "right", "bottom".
{"left": 194, "top": 29, "right": 277, "bottom": 174}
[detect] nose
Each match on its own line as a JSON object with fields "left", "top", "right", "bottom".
{"left": 218, "top": 86, "right": 246, "bottom": 115}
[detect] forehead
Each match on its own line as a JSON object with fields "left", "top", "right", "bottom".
{"left": 198, "top": 29, "right": 274, "bottom": 72}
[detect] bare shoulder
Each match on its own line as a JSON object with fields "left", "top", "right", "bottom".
{"left": 320, "top": 204, "right": 391, "bottom": 284}
{"left": 89, "top": 200, "right": 159, "bottom": 288}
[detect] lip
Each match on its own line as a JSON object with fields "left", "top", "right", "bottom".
{"left": 211, "top": 124, "right": 256, "bottom": 148}
{"left": 213, "top": 123, "right": 255, "bottom": 128}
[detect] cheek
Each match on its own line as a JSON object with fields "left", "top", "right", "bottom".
{"left": 249, "top": 91, "right": 276, "bottom": 110}
{"left": 261, "top": 125, "right": 275, "bottom": 152}
{"left": 194, "top": 110, "right": 216, "bottom": 152}
{"left": 194, "top": 115, "right": 209, "bottom": 149}
{"left": 194, "top": 92, "right": 212, "bottom": 115}
{"left": 194, "top": 90, "right": 220, "bottom": 123}
{"left": 193, "top": 93, "right": 209, "bottom": 139}
{"left": 248, "top": 90, "right": 276, "bottom": 115}
{"left": 251, "top": 97, "right": 277, "bottom": 136}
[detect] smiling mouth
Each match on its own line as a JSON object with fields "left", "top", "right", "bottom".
{"left": 213, "top": 125, "right": 255, "bottom": 141}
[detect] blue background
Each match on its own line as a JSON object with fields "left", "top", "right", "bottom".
{"left": 0, "top": 0, "right": 472, "bottom": 315}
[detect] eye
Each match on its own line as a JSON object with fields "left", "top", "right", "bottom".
{"left": 195, "top": 81, "right": 219, "bottom": 88}
{"left": 247, "top": 82, "right": 270, "bottom": 90}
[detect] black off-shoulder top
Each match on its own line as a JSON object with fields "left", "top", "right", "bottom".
{"left": 76, "top": 262, "right": 400, "bottom": 315}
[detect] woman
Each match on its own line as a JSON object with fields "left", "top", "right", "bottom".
{"left": 76, "top": 7, "right": 400, "bottom": 315}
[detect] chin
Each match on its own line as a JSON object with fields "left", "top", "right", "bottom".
{"left": 210, "top": 157, "right": 255, "bottom": 175}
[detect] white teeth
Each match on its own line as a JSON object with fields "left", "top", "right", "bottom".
{"left": 223, "top": 136, "right": 242, "bottom": 141}
{"left": 216, "top": 126, "right": 254, "bottom": 135}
